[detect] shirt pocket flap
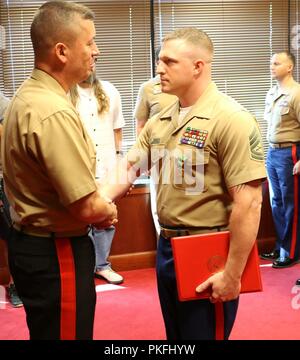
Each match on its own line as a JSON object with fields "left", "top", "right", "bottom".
{"left": 184, "top": 149, "right": 210, "bottom": 166}
{"left": 280, "top": 106, "right": 290, "bottom": 115}
{"left": 151, "top": 144, "right": 166, "bottom": 163}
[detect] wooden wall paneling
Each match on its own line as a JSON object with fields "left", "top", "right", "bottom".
{"left": 109, "top": 182, "right": 276, "bottom": 271}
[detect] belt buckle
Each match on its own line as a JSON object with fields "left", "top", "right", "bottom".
{"left": 177, "top": 229, "right": 189, "bottom": 236}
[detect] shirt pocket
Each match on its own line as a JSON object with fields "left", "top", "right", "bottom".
{"left": 280, "top": 106, "right": 290, "bottom": 116}
{"left": 264, "top": 104, "right": 272, "bottom": 120}
{"left": 172, "top": 146, "right": 210, "bottom": 193}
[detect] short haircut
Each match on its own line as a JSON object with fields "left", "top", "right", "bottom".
{"left": 30, "top": 1, "right": 94, "bottom": 55}
{"left": 277, "top": 51, "right": 296, "bottom": 67}
{"left": 162, "top": 27, "right": 214, "bottom": 62}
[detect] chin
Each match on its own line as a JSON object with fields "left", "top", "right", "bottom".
{"left": 79, "top": 70, "right": 91, "bottom": 82}
{"left": 161, "top": 87, "right": 170, "bottom": 94}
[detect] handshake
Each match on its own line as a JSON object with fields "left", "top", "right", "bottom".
{"left": 91, "top": 182, "right": 135, "bottom": 230}
{"left": 92, "top": 194, "right": 118, "bottom": 230}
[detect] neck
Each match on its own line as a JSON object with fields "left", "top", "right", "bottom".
{"left": 35, "top": 60, "right": 78, "bottom": 93}
{"left": 277, "top": 74, "right": 295, "bottom": 90}
{"left": 35, "top": 64, "right": 69, "bottom": 93}
{"left": 179, "top": 76, "right": 211, "bottom": 108}
{"left": 78, "top": 82, "right": 92, "bottom": 89}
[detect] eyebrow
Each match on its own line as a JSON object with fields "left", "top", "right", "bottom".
{"left": 159, "top": 55, "right": 177, "bottom": 62}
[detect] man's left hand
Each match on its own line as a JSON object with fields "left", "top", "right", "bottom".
{"left": 195, "top": 271, "right": 241, "bottom": 303}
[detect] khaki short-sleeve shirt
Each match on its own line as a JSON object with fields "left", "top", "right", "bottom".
{"left": 265, "top": 83, "right": 300, "bottom": 143}
{"left": 1, "top": 69, "right": 97, "bottom": 232}
{"left": 134, "top": 75, "right": 177, "bottom": 121}
{"left": 128, "top": 82, "right": 266, "bottom": 228}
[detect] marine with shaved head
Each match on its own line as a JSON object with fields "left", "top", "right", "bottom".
{"left": 101, "top": 27, "right": 266, "bottom": 340}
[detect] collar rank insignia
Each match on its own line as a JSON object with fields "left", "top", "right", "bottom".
{"left": 151, "top": 138, "right": 161, "bottom": 145}
{"left": 153, "top": 84, "right": 162, "bottom": 95}
{"left": 180, "top": 127, "right": 208, "bottom": 149}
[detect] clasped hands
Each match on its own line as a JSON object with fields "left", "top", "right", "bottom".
{"left": 92, "top": 196, "right": 118, "bottom": 230}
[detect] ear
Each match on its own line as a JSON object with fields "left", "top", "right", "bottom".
{"left": 55, "top": 43, "right": 68, "bottom": 64}
{"left": 193, "top": 59, "right": 205, "bottom": 75}
{"left": 288, "top": 63, "right": 294, "bottom": 74}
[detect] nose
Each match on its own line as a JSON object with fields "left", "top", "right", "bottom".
{"left": 93, "top": 43, "right": 100, "bottom": 59}
{"left": 156, "top": 60, "right": 164, "bottom": 74}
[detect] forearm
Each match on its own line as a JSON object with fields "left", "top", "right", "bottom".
{"left": 68, "top": 190, "right": 116, "bottom": 224}
{"left": 224, "top": 182, "right": 262, "bottom": 281}
{"left": 101, "top": 183, "right": 132, "bottom": 202}
{"left": 195, "top": 180, "right": 263, "bottom": 301}
{"left": 136, "top": 119, "right": 147, "bottom": 135}
{"left": 101, "top": 157, "right": 139, "bottom": 202}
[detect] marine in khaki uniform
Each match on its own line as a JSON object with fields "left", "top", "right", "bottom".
{"left": 0, "top": 91, "right": 23, "bottom": 308}
{"left": 103, "top": 27, "right": 266, "bottom": 340}
{"left": 260, "top": 51, "right": 300, "bottom": 270}
{"left": 137, "top": 82, "right": 265, "bottom": 229}
{"left": 134, "top": 74, "right": 177, "bottom": 134}
{"left": 1, "top": 2, "right": 117, "bottom": 340}
{"left": 134, "top": 74, "right": 177, "bottom": 235}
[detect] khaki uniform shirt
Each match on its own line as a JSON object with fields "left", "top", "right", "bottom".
{"left": 129, "top": 82, "right": 266, "bottom": 228}
{"left": 264, "top": 82, "right": 300, "bottom": 143}
{"left": 134, "top": 75, "right": 177, "bottom": 121}
{"left": 1, "top": 69, "right": 97, "bottom": 233}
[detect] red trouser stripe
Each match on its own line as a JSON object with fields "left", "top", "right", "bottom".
{"left": 55, "top": 238, "right": 76, "bottom": 340}
{"left": 215, "top": 302, "right": 224, "bottom": 340}
{"left": 291, "top": 144, "right": 298, "bottom": 259}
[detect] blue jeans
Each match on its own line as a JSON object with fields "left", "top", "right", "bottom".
{"left": 90, "top": 226, "right": 115, "bottom": 271}
{"left": 266, "top": 146, "right": 300, "bottom": 260}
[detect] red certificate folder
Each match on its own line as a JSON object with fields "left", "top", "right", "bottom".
{"left": 171, "top": 231, "right": 263, "bottom": 301}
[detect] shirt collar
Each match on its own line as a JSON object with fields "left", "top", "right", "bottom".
{"left": 159, "top": 81, "right": 218, "bottom": 123}
{"left": 31, "top": 68, "right": 68, "bottom": 100}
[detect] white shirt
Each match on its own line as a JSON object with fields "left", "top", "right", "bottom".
{"left": 76, "top": 81, "right": 125, "bottom": 181}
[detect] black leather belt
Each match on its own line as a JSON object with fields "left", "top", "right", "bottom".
{"left": 269, "top": 142, "right": 300, "bottom": 149}
{"left": 12, "top": 223, "right": 89, "bottom": 238}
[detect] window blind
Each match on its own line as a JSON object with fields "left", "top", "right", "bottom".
{"left": 153, "top": 0, "right": 289, "bottom": 154}
{"left": 0, "top": 0, "right": 292, "bottom": 154}
{"left": 0, "top": 0, "right": 152, "bottom": 151}
{"left": 290, "top": 0, "right": 300, "bottom": 83}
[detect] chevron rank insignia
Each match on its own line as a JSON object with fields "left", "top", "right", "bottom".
{"left": 249, "top": 126, "right": 264, "bottom": 161}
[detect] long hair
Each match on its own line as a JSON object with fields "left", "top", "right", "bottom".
{"left": 70, "top": 76, "right": 110, "bottom": 116}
